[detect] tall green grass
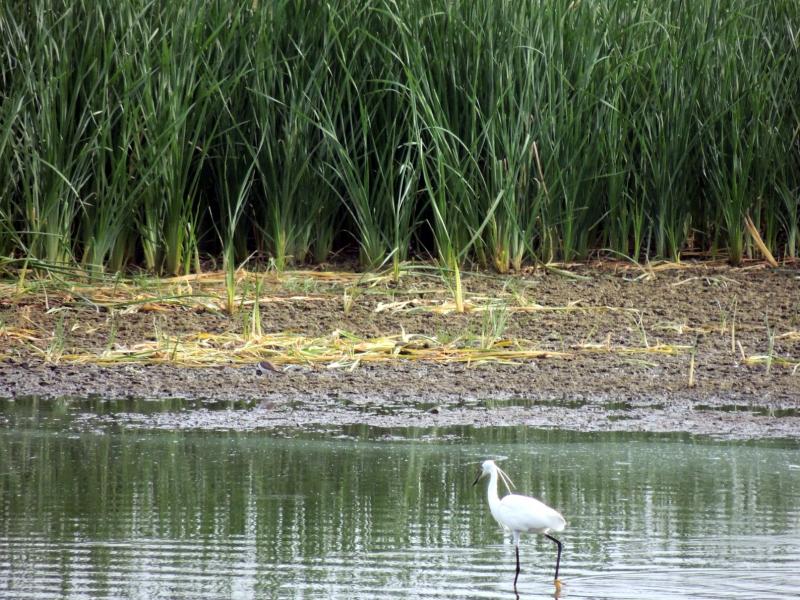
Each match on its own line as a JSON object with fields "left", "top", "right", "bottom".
{"left": 1, "top": 0, "right": 798, "bottom": 274}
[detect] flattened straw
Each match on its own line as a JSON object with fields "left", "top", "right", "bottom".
{"left": 744, "top": 215, "right": 779, "bottom": 267}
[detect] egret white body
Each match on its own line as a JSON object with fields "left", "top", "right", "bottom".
{"left": 473, "top": 459, "right": 565, "bottom": 591}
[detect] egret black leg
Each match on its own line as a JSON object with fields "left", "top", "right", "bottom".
{"left": 513, "top": 544, "right": 521, "bottom": 588}
{"left": 544, "top": 534, "right": 563, "bottom": 581}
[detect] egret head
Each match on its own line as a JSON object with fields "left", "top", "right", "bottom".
{"left": 472, "top": 459, "right": 514, "bottom": 492}
{"left": 471, "top": 460, "right": 496, "bottom": 486}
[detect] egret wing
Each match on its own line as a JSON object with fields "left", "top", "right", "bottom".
{"left": 497, "top": 493, "right": 566, "bottom": 534}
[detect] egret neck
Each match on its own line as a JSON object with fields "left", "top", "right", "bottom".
{"left": 485, "top": 464, "right": 507, "bottom": 533}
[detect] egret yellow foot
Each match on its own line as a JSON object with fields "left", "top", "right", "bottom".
{"left": 554, "top": 579, "right": 563, "bottom": 593}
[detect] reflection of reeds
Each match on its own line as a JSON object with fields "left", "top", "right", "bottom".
{"left": 1, "top": 1, "right": 799, "bottom": 274}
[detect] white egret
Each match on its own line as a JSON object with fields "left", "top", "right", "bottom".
{"left": 473, "top": 459, "right": 565, "bottom": 593}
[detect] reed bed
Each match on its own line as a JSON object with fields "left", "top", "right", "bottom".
{"left": 1, "top": 0, "right": 798, "bottom": 275}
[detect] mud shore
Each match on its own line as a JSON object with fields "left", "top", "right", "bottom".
{"left": 1, "top": 263, "right": 798, "bottom": 439}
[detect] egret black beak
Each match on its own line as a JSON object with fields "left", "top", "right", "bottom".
{"left": 472, "top": 470, "right": 482, "bottom": 486}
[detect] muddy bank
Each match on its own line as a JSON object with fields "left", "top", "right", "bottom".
{"left": 1, "top": 263, "right": 799, "bottom": 438}
{"left": 2, "top": 358, "right": 800, "bottom": 439}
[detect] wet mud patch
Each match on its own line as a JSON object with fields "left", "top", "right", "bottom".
{"left": 46, "top": 391, "right": 800, "bottom": 440}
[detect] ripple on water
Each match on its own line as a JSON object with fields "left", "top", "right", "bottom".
{"left": 1, "top": 401, "right": 799, "bottom": 600}
{"left": 2, "top": 529, "right": 800, "bottom": 600}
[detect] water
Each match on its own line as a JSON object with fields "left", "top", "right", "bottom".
{"left": 1, "top": 397, "right": 799, "bottom": 599}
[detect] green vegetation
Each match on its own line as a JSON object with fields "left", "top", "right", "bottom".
{"left": 1, "top": 0, "right": 798, "bottom": 274}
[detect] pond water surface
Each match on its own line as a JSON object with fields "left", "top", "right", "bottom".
{"left": 1, "top": 397, "right": 799, "bottom": 599}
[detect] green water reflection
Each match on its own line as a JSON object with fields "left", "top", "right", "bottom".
{"left": 1, "top": 397, "right": 799, "bottom": 599}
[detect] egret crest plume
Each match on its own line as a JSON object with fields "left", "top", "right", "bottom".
{"left": 494, "top": 463, "right": 515, "bottom": 494}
